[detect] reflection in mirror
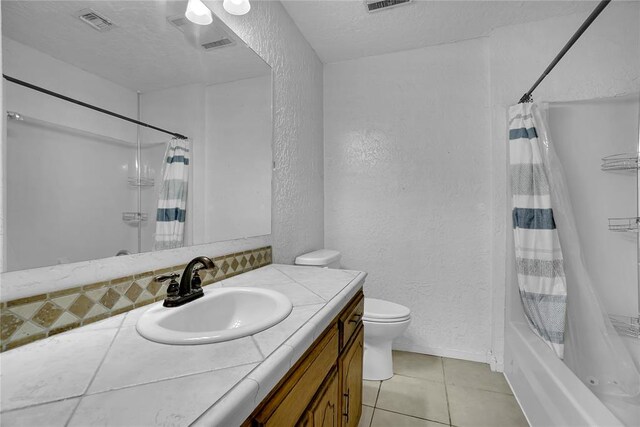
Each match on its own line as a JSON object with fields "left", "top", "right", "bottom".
{"left": 2, "top": 1, "right": 272, "bottom": 272}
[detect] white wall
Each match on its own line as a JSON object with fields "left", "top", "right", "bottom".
{"left": 205, "top": 75, "right": 272, "bottom": 243}
{"left": 324, "top": 38, "right": 493, "bottom": 361}
{"left": 489, "top": 2, "right": 640, "bottom": 370}
{"left": 1, "top": 1, "right": 324, "bottom": 300}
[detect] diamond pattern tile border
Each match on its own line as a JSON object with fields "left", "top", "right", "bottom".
{"left": 0, "top": 246, "right": 272, "bottom": 352}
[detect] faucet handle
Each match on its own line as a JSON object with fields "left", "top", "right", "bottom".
{"left": 192, "top": 263, "right": 213, "bottom": 274}
{"left": 156, "top": 273, "right": 181, "bottom": 303}
{"left": 155, "top": 273, "right": 180, "bottom": 282}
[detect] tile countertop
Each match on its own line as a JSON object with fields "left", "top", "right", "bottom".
{"left": 0, "top": 264, "right": 366, "bottom": 427}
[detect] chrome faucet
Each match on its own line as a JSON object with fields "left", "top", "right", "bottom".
{"left": 155, "top": 256, "right": 215, "bottom": 307}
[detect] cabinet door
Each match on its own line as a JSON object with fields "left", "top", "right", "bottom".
{"left": 339, "top": 326, "right": 363, "bottom": 427}
{"left": 298, "top": 369, "right": 339, "bottom": 427}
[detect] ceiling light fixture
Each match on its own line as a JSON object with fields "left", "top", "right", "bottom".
{"left": 223, "top": 0, "right": 251, "bottom": 16}
{"left": 185, "top": 0, "right": 213, "bottom": 25}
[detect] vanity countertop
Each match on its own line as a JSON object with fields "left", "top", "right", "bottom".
{"left": 0, "top": 264, "right": 366, "bottom": 426}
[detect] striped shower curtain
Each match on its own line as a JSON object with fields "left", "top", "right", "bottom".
{"left": 154, "top": 138, "right": 190, "bottom": 251}
{"left": 509, "top": 103, "right": 567, "bottom": 358}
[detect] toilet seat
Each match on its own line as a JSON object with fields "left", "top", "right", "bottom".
{"left": 363, "top": 298, "right": 411, "bottom": 323}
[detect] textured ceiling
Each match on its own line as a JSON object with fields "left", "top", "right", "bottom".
{"left": 281, "top": 0, "right": 596, "bottom": 63}
{"left": 2, "top": 1, "right": 271, "bottom": 92}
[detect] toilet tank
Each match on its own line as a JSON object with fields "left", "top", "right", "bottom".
{"left": 295, "top": 249, "right": 341, "bottom": 269}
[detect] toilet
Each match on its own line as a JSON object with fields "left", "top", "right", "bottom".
{"left": 295, "top": 249, "right": 411, "bottom": 381}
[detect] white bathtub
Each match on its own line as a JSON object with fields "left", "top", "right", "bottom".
{"left": 504, "top": 321, "right": 633, "bottom": 426}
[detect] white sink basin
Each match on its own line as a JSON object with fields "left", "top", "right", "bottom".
{"left": 136, "top": 287, "right": 293, "bottom": 345}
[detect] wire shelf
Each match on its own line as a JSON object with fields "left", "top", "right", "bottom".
{"left": 607, "top": 217, "right": 639, "bottom": 232}
{"left": 601, "top": 153, "right": 639, "bottom": 171}
{"left": 122, "top": 212, "right": 148, "bottom": 223}
{"left": 609, "top": 314, "right": 640, "bottom": 339}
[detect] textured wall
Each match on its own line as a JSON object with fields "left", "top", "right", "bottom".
{"left": 1, "top": 1, "right": 324, "bottom": 297}
{"left": 207, "top": 0, "right": 325, "bottom": 264}
{"left": 324, "top": 38, "right": 493, "bottom": 362}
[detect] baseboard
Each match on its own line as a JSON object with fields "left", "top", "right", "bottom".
{"left": 392, "top": 342, "right": 489, "bottom": 364}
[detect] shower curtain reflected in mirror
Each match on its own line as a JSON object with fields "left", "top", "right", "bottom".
{"left": 153, "top": 138, "right": 190, "bottom": 251}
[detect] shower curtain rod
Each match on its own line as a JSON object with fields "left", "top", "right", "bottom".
{"left": 518, "top": 0, "right": 611, "bottom": 104}
{"left": 2, "top": 74, "right": 189, "bottom": 140}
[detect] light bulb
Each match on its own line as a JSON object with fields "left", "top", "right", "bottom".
{"left": 185, "top": 0, "right": 213, "bottom": 25}
{"left": 223, "top": 0, "right": 250, "bottom": 16}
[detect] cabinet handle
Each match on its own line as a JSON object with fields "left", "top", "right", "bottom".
{"left": 343, "top": 390, "right": 350, "bottom": 423}
{"left": 348, "top": 313, "right": 362, "bottom": 324}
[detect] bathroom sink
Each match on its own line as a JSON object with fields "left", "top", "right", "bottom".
{"left": 136, "top": 287, "right": 293, "bottom": 345}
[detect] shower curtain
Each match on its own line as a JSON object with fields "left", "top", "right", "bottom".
{"left": 154, "top": 138, "right": 190, "bottom": 251}
{"left": 508, "top": 103, "right": 640, "bottom": 411}
{"left": 509, "top": 103, "right": 567, "bottom": 358}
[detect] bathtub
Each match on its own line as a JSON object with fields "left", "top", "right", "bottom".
{"left": 504, "top": 321, "right": 636, "bottom": 426}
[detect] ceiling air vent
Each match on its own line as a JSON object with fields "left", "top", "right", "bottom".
{"left": 202, "top": 38, "right": 233, "bottom": 50}
{"left": 168, "top": 14, "right": 236, "bottom": 52}
{"left": 365, "top": 0, "right": 412, "bottom": 13}
{"left": 76, "top": 8, "right": 115, "bottom": 32}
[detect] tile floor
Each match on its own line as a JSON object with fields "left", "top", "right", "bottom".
{"left": 359, "top": 351, "right": 529, "bottom": 427}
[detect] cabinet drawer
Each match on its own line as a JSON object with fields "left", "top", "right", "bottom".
{"left": 256, "top": 325, "right": 339, "bottom": 427}
{"left": 339, "top": 292, "right": 364, "bottom": 350}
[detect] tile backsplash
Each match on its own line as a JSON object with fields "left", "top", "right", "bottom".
{"left": 0, "top": 246, "right": 272, "bottom": 352}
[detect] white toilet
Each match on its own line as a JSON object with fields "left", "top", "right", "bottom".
{"left": 295, "top": 249, "right": 411, "bottom": 381}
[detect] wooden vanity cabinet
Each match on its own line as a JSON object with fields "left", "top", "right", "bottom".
{"left": 244, "top": 290, "right": 364, "bottom": 427}
{"left": 298, "top": 368, "right": 339, "bottom": 427}
{"left": 339, "top": 327, "right": 363, "bottom": 427}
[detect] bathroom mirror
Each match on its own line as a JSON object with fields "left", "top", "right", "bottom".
{"left": 2, "top": 1, "right": 272, "bottom": 272}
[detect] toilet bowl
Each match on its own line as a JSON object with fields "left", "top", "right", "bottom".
{"left": 295, "top": 249, "right": 411, "bottom": 381}
{"left": 362, "top": 298, "right": 411, "bottom": 380}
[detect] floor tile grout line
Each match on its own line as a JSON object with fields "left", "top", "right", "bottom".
{"left": 446, "top": 383, "right": 515, "bottom": 396}
{"left": 391, "top": 371, "right": 446, "bottom": 384}
{"left": 374, "top": 373, "right": 450, "bottom": 426}
{"left": 441, "top": 356, "right": 453, "bottom": 426}
{"left": 372, "top": 407, "right": 451, "bottom": 426}
{"left": 368, "top": 406, "right": 375, "bottom": 427}
{"left": 370, "top": 352, "right": 523, "bottom": 426}
{"left": 367, "top": 381, "right": 380, "bottom": 427}
{"left": 373, "top": 380, "right": 382, "bottom": 407}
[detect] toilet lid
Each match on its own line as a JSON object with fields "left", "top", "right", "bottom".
{"left": 363, "top": 298, "right": 411, "bottom": 322}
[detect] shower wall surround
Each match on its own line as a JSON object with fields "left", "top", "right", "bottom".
{"left": 489, "top": 1, "right": 640, "bottom": 370}
{"left": 0, "top": 2, "right": 324, "bottom": 305}
{"left": 4, "top": 38, "right": 141, "bottom": 270}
